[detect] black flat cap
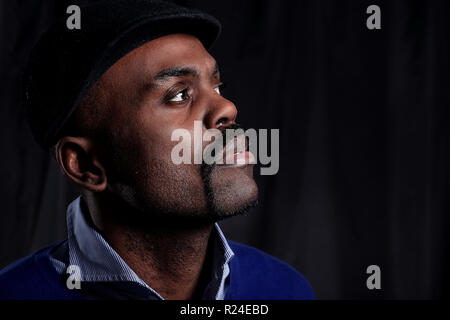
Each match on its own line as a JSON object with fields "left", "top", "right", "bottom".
{"left": 24, "top": 0, "right": 221, "bottom": 149}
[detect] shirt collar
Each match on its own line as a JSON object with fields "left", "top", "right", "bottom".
{"left": 66, "top": 196, "right": 234, "bottom": 299}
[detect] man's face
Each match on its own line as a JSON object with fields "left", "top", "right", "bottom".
{"left": 92, "top": 33, "right": 258, "bottom": 220}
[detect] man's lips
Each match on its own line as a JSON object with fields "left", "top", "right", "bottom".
{"left": 215, "top": 134, "right": 257, "bottom": 167}
{"left": 225, "top": 150, "right": 257, "bottom": 168}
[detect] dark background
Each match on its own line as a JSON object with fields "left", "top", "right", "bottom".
{"left": 1, "top": 0, "right": 449, "bottom": 299}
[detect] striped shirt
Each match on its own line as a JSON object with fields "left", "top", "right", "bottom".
{"left": 49, "top": 197, "right": 234, "bottom": 300}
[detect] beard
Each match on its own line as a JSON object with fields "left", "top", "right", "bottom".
{"left": 98, "top": 124, "right": 258, "bottom": 228}
{"left": 201, "top": 160, "right": 258, "bottom": 222}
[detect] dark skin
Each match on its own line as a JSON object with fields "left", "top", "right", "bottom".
{"left": 56, "top": 34, "right": 258, "bottom": 299}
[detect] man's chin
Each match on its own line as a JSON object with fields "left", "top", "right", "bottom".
{"left": 203, "top": 163, "right": 259, "bottom": 219}
{"left": 210, "top": 197, "right": 259, "bottom": 222}
{"left": 143, "top": 195, "right": 259, "bottom": 228}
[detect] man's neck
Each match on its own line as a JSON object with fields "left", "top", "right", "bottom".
{"left": 82, "top": 193, "right": 215, "bottom": 300}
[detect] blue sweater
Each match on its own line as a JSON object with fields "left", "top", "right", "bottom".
{"left": 0, "top": 241, "right": 314, "bottom": 300}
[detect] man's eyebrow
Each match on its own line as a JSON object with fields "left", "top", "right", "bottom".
{"left": 154, "top": 66, "right": 197, "bottom": 80}
{"left": 153, "top": 62, "right": 220, "bottom": 80}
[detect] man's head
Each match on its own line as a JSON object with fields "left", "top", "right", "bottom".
{"left": 25, "top": 1, "right": 258, "bottom": 224}
{"left": 56, "top": 33, "right": 258, "bottom": 222}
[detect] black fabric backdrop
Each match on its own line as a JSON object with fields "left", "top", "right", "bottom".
{"left": 0, "top": 0, "right": 449, "bottom": 299}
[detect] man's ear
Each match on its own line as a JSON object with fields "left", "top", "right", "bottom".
{"left": 56, "top": 136, "right": 107, "bottom": 192}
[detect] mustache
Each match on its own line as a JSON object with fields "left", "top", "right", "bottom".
{"left": 218, "top": 122, "right": 243, "bottom": 135}
{"left": 221, "top": 122, "right": 243, "bottom": 132}
{"left": 219, "top": 122, "right": 246, "bottom": 148}
{"left": 201, "top": 122, "right": 246, "bottom": 171}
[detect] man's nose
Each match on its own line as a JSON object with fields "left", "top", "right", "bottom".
{"left": 203, "top": 94, "right": 238, "bottom": 130}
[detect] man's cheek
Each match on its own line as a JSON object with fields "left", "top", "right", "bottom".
{"left": 169, "top": 127, "right": 202, "bottom": 165}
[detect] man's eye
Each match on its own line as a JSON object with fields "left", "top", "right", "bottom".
{"left": 215, "top": 82, "right": 227, "bottom": 96}
{"left": 169, "top": 89, "right": 189, "bottom": 102}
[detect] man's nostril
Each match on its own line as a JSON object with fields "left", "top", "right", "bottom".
{"left": 216, "top": 117, "right": 228, "bottom": 128}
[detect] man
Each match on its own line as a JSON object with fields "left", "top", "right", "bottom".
{"left": 0, "top": 0, "right": 314, "bottom": 300}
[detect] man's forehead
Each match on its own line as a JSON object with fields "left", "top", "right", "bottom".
{"left": 105, "top": 33, "right": 217, "bottom": 80}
